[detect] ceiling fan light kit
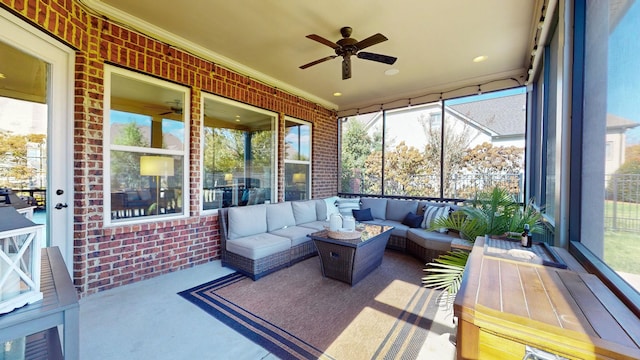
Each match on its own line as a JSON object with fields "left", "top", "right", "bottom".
{"left": 300, "top": 26, "right": 397, "bottom": 80}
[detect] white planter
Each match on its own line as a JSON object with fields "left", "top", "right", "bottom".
{"left": 0, "top": 207, "right": 43, "bottom": 315}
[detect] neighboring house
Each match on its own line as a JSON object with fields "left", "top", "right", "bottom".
{"left": 355, "top": 93, "right": 527, "bottom": 150}
{"left": 448, "top": 93, "right": 526, "bottom": 148}
{"left": 606, "top": 114, "right": 639, "bottom": 175}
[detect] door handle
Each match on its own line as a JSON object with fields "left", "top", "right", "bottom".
{"left": 54, "top": 202, "right": 68, "bottom": 210}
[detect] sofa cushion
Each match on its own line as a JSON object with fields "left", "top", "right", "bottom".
{"left": 352, "top": 208, "right": 374, "bottom": 221}
{"left": 421, "top": 205, "right": 450, "bottom": 231}
{"left": 360, "top": 198, "right": 388, "bottom": 219}
{"left": 407, "top": 228, "right": 455, "bottom": 251}
{"left": 373, "top": 219, "right": 410, "bottom": 238}
{"left": 266, "top": 202, "right": 297, "bottom": 232}
{"left": 228, "top": 205, "right": 267, "bottom": 240}
{"left": 386, "top": 199, "right": 419, "bottom": 222}
{"left": 298, "top": 220, "right": 329, "bottom": 231}
{"left": 336, "top": 197, "right": 360, "bottom": 216}
{"left": 322, "top": 196, "right": 340, "bottom": 220}
{"left": 292, "top": 200, "right": 317, "bottom": 225}
{"left": 226, "top": 233, "right": 291, "bottom": 260}
{"left": 402, "top": 212, "right": 423, "bottom": 228}
{"left": 270, "top": 226, "right": 313, "bottom": 246}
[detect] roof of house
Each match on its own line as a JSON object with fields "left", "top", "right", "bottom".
{"left": 607, "top": 114, "right": 640, "bottom": 129}
{"left": 448, "top": 94, "right": 526, "bottom": 137}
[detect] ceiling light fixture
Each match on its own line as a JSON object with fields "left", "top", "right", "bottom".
{"left": 473, "top": 55, "right": 488, "bottom": 63}
{"left": 384, "top": 68, "right": 400, "bottom": 76}
{"left": 0, "top": 73, "right": 6, "bottom": 79}
{"left": 333, "top": 92, "right": 342, "bottom": 97}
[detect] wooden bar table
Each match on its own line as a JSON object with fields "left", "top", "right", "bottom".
{"left": 0, "top": 247, "right": 79, "bottom": 359}
{"left": 454, "top": 236, "right": 640, "bottom": 359}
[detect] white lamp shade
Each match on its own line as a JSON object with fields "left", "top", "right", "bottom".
{"left": 140, "top": 156, "right": 175, "bottom": 177}
{"left": 292, "top": 173, "right": 306, "bottom": 183}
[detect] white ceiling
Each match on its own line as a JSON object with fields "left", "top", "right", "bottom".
{"left": 81, "top": 0, "right": 542, "bottom": 114}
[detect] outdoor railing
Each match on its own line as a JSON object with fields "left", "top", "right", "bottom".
{"left": 342, "top": 172, "right": 524, "bottom": 202}
{"left": 605, "top": 173, "right": 640, "bottom": 233}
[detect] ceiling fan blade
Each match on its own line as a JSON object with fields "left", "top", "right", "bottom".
{"left": 357, "top": 52, "right": 397, "bottom": 65}
{"left": 299, "top": 55, "right": 337, "bottom": 69}
{"left": 342, "top": 57, "right": 352, "bottom": 80}
{"left": 354, "top": 33, "right": 388, "bottom": 50}
{"left": 306, "top": 34, "right": 340, "bottom": 49}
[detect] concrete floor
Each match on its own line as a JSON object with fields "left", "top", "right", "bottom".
{"left": 79, "top": 259, "right": 456, "bottom": 360}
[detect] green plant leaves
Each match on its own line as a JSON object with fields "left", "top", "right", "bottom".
{"left": 422, "top": 250, "right": 469, "bottom": 305}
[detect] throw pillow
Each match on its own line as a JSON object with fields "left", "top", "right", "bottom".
{"left": 421, "top": 205, "right": 450, "bottom": 231}
{"left": 323, "top": 196, "right": 340, "bottom": 220}
{"left": 352, "top": 208, "right": 374, "bottom": 221}
{"left": 336, "top": 197, "right": 360, "bottom": 217}
{"left": 401, "top": 211, "right": 423, "bottom": 228}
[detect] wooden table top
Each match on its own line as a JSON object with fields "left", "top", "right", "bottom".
{"left": 454, "top": 236, "right": 640, "bottom": 359}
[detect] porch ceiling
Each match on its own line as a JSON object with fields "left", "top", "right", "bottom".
{"left": 81, "top": 0, "right": 543, "bottom": 114}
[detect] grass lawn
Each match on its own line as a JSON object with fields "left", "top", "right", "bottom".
{"left": 604, "top": 231, "right": 640, "bottom": 274}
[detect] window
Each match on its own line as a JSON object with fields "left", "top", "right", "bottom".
{"left": 340, "top": 112, "right": 383, "bottom": 194}
{"left": 579, "top": 0, "right": 640, "bottom": 295}
{"left": 384, "top": 104, "right": 441, "bottom": 197}
{"left": 104, "top": 66, "right": 189, "bottom": 224}
{"left": 339, "top": 89, "right": 525, "bottom": 200}
{"left": 444, "top": 90, "right": 526, "bottom": 201}
{"left": 284, "top": 117, "right": 311, "bottom": 201}
{"left": 201, "top": 93, "right": 276, "bottom": 210}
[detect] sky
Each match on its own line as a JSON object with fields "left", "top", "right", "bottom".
{"left": 608, "top": 0, "right": 640, "bottom": 144}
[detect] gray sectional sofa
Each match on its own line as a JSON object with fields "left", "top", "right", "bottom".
{"left": 218, "top": 197, "right": 462, "bottom": 280}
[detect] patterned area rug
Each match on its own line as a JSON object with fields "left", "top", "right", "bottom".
{"left": 179, "top": 251, "right": 444, "bottom": 360}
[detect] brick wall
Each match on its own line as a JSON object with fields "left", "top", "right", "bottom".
{"left": 2, "top": 0, "right": 338, "bottom": 296}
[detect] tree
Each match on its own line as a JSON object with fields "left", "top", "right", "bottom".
{"left": 458, "top": 142, "right": 524, "bottom": 199}
{"left": 0, "top": 130, "right": 45, "bottom": 188}
{"left": 340, "top": 118, "right": 377, "bottom": 193}
{"left": 380, "top": 141, "right": 428, "bottom": 196}
{"left": 111, "top": 121, "right": 148, "bottom": 190}
{"left": 607, "top": 144, "right": 640, "bottom": 203}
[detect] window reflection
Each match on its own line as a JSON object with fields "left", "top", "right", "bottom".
{"left": 284, "top": 118, "right": 311, "bottom": 201}
{"left": 202, "top": 94, "right": 276, "bottom": 210}
{"left": 106, "top": 66, "right": 188, "bottom": 223}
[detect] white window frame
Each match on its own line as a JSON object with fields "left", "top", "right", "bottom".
{"left": 103, "top": 65, "right": 190, "bottom": 226}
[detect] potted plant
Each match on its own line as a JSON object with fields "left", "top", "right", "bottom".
{"left": 422, "top": 186, "right": 543, "bottom": 305}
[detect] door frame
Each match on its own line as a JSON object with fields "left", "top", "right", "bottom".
{"left": 0, "top": 8, "right": 75, "bottom": 275}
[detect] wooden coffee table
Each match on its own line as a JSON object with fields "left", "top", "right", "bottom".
{"left": 307, "top": 224, "right": 393, "bottom": 286}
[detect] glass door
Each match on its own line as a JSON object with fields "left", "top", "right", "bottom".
{"left": 0, "top": 9, "right": 74, "bottom": 274}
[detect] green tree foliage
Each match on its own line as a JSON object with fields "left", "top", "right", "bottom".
{"left": 382, "top": 142, "right": 428, "bottom": 196}
{"left": 607, "top": 144, "right": 640, "bottom": 203}
{"left": 204, "top": 127, "right": 273, "bottom": 181}
{"left": 458, "top": 142, "right": 524, "bottom": 199}
{"left": 111, "top": 121, "right": 148, "bottom": 190}
{"left": 341, "top": 112, "right": 525, "bottom": 198}
{"left": 341, "top": 119, "right": 375, "bottom": 192}
{"left": 0, "top": 130, "right": 45, "bottom": 187}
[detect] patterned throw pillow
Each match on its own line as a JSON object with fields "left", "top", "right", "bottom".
{"left": 421, "top": 205, "right": 451, "bottom": 232}
{"left": 336, "top": 198, "right": 360, "bottom": 217}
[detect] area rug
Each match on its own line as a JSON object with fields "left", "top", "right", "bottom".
{"left": 178, "top": 251, "right": 444, "bottom": 360}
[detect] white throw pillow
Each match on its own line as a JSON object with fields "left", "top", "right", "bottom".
{"left": 421, "top": 205, "right": 450, "bottom": 232}
{"left": 324, "top": 196, "right": 340, "bottom": 220}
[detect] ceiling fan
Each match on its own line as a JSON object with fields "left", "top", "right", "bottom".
{"left": 158, "top": 100, "right": 183, "bottom": 116}
{"left": 300, "top": 26, "right": 397, "bottom": 80}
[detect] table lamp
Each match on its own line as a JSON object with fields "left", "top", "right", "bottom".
{"left": 140, "top": 156, "right": 175, "bottom": 214}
